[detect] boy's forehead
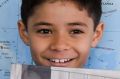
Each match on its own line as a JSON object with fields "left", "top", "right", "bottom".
{"left": 33, "top": 1, "right": 89, "bottom": 18}
{"left": 33, "top": 0, "right": 87, "bottom": 19}
{"left": 34, "top": 1, "right": 89, "bottom": 19}
{"left": 28, "top": 0, "right": 94, "bottom": 29}
{"left": 36, "top": 0, "right": 83, "bottom": 10}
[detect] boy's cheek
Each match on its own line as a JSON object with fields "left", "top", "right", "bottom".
{"left": 30, "top": 41, "right": 50, "bottom": 58}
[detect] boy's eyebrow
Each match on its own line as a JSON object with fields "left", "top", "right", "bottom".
{"left": 32, "top": 22, "right": 88, "bottom": 28}
{"left": 32, "top": 22, "right": 53, "bottom": 27}
{"left": 67, "top": 22, "right": 88, "bottom": 27}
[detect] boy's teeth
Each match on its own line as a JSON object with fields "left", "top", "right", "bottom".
{"left": 50, "top": 59, "right": 71, "bottom": 63}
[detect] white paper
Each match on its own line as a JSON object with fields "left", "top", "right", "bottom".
{"left": 10, "top": 64, "right": 120, "bottom": 79}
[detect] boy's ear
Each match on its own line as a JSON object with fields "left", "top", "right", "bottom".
{"left": 91, "top": 22, "right": 104, "bottom": 48}
{"left": 18, "top": 20, "right": 30, "bottom": 46}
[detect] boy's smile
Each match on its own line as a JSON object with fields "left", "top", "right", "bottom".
{"left": 19, "top": 1, "right": 103, "bottom": 68}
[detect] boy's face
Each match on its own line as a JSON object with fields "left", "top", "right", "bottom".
{"left": 18, "top": 2, "right": 104, "bottom": 68}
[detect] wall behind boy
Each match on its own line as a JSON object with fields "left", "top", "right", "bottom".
{"left": 0, "top": 0, "right": 33, "bottom": 79}
{"left": 0, "top": 0, "right": 120, "bottom": 79}
{"left": 86, "top": 0, "right": 120, "bottom": 70}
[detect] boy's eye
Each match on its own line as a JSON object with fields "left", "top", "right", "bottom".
{"left": 36, "top": 29, "right": 52, "bottom": 34}
{"left": 70, "top": 29, "right": 84, "bottom": 34}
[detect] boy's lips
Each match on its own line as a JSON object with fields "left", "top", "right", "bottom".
{"left": 46, "top": 58, "right": 75, "bottom": 67}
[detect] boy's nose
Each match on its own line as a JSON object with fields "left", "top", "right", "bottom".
{"left": 50, "top": 35, "right": 71, "bottom": 52}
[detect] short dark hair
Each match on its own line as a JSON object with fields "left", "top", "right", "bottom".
{"left": 21, "top": 0, "right": 102, "bottom": 30}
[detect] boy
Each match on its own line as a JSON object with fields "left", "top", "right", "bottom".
{"left": 18, "top": 0, "right": 104, "bottom": 68}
